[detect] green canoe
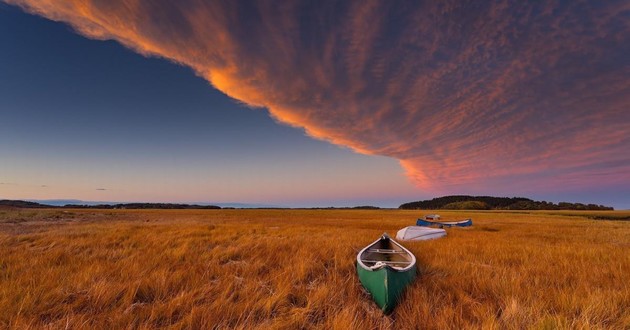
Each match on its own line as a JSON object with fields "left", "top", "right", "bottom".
{"left": 356, "top": 233, "right": 416, "bottom": 313}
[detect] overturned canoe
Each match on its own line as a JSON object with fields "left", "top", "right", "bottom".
{"left": 416, "top": 218, "right": 472, "bottom": 228}
{"left": 396, "top": 226, "right": 446, "bottom": 241}
{"left": 356, "top": 233, "right": 416, "bottom": 313}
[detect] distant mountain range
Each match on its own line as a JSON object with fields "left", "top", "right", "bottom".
{"left": 399, "top": 195, "right": 614, "bottom": 210}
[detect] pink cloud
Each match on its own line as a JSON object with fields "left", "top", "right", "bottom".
{"left": 5, "top": 0, "right": 629, "bottom": 193}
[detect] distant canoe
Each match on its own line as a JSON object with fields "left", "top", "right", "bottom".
{"left": 396, "top": 226, "right": 446, "bottom": 241}
{"left": 416, "top": 218, "right": 472, "bottom": 228}
{"left": 356, "top": 233, "right": 416, "bottom": 313}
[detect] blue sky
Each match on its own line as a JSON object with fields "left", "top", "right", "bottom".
{"left": 0, "top": 5, "right": 420, "bottom": 207}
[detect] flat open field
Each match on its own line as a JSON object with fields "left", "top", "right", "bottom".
{"left": 1, "top": 208, "right": 629, "bottom": 329}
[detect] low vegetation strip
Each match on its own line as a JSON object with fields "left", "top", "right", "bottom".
{"left": 0, "top": 209, "right": 628, "bottom": 329}
{"left": 0, "top": 200, "right": 221, "bottom": 210}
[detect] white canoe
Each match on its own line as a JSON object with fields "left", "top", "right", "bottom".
{"left": 396, "top": 226, "right": 446, "bottom": 241}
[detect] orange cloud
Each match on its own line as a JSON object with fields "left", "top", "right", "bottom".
{"left": 5, "top": 0, "right": 629, "bottom": 193}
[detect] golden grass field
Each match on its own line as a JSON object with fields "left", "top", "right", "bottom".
{"left": 1, "top": 208, "right": 629, "bottom": 329}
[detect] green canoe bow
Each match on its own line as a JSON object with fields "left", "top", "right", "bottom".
{"left": 356, "top": 234, "right": 417, "bottom": 313}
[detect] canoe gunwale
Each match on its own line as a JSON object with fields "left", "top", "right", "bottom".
{"left": 356, "top": 235, "right": 416, "bottom": 272}
{"left": 416, "top": 218, "right": 473, "bottom": 227}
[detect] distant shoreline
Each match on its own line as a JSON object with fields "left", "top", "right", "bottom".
{"left": 0, "top": 195, "right": 616, "bottom": 211}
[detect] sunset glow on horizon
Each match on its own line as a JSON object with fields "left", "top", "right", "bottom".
{"left": 1, "top": 1, "right": 629, "bottom": 208}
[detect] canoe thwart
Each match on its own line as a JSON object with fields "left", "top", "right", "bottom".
{"left": 361, "top": 260, "right": 412, "bottom": 265}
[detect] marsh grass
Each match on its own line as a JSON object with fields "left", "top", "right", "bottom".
{"left": 0, "top": 209, "right": 628, "bottom": 329}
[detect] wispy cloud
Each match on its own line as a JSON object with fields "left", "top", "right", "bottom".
{"left": 4, "top": 0, "right": 629, "bottom": 193}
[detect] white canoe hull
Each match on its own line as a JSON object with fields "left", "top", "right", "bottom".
{"left": 396, "top": 226, "right": 446, "bottom": 241}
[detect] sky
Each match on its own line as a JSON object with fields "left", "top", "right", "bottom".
{"left": 1, "top": 1, "right": 629, "bottom": 208}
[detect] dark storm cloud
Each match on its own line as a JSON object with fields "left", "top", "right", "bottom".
{"left": 5, "top": 0, "right": 629, "bottom": 192}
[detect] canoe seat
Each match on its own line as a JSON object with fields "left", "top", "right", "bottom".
{"left": 367, "top": 249, "right": 406, "bottom": 254}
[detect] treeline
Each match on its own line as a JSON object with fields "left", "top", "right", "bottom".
{"left": 399, "top": 195, "right": 614, "bottom": 210}
{"left": 65, "top": 203, "right": 221, "bottom": 209}
{"left": 0, "top": 200, "right": 51, "bottom": 208}
{"left": 0, "top": 200, "right": 221, "bottom": 209}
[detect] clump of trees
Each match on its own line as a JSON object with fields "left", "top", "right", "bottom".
{"left": 399, "top": 195, "right": 613, "bottom": 210}
{"left": 442, "top": 201, "right": 490, "bottom": 210}
{"left": 0, "top": 200, "right": 50, "bottom": 208}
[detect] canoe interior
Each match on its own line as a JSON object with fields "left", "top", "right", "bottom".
{"left": 359, "top": 238, "right": 414, "bottom": 269}
{"left": 356, "top": 235, "right": 417, "bottom": 313}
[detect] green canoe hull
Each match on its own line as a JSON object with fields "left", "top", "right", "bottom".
{"left": 357, "top": 263, "right": 416, "bottom": 313}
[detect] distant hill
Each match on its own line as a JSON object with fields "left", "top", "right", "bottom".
{"left": 399, "top": 195, "right": 614, "bottom": 210}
